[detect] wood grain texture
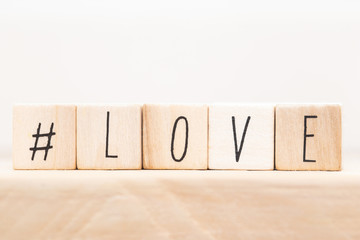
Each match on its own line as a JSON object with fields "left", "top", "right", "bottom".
{"left": 275, "top": 104, "right": 342, "bottom": 171}
{"left": 143, "top": 104, "right": 208, "bottom": 169}
{"left": 209, "top": 104, "right": 274, "bottom": 170}
{"left": 0, "top": 158, "right": 360, "bottom": 240}
{"left": 12, "top": 105, "right": 76, "bottom": 169}
{"left": 77, "top": 105, "right": 142, "bottom": 169}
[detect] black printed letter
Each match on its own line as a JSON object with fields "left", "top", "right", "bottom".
{"left": 106, "top": 111, "right": 118, "bottom": 158}
{"left": 303, "top": 115, "right": 317, "bottom": 162}
{"left": 171, "top": 116, "right": 188, "bottom": 162}
{"left": 232, "top": 116, "right": 251, "bottom": 162}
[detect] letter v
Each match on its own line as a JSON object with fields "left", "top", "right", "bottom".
{"left": 232, "top": 116, "right": 251, "bottom": 162}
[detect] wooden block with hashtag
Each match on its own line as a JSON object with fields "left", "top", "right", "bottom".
{"left": 143, "top": 104, "right": 208, "bottom": 169}
{"left": 12, "top": 105, "right": 76, "bottom": 169}
{"left": 275, "top": 104, "right": 342, "bottom": 171}
{"left": 77, "top": 105, "right": 142, "bottom": 169}
{"left": 209, "top": 104, "right": 275, "bottom": 170}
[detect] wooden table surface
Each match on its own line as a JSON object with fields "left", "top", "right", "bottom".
{"left": 0, "top": 155, "right": 359, "bottom": 240}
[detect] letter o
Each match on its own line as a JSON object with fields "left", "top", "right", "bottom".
{"left": 171, "top": 116, "right": 189, "bottom": 162}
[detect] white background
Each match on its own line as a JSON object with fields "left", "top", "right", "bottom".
{"left": 0, "top": 0, "right": 359, "bottom": 158}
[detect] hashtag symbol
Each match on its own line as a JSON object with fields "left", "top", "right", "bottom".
{"left": 29, "top": 123, "right": 56, "bottom": 161}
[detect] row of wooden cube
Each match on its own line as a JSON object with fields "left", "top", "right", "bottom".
{"left": 12, "top": 104, "right": 342, "bottom": 170}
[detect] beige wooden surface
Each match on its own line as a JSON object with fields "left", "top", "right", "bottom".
{"left": 275, "top": 104, "right": 342, "bottom": 171}
{"left": 143, "top": 104, "right": 208, "bottom": 169}
{"left": 13, "top": 105, "right": 76, "bottom": 170}
{"left": 77, "top": 105, "right": 142, "bottom": 169}
{"left": 209, "top": 104, "right": 274, "bottom": 170}
{"left": 0, "top": 155, "right": 360, "bottom": 240}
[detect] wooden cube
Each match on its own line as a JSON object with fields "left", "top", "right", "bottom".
{"left": 209, "top": 104, "right": 274, "bottom": 170}
{"left": 77, "top": 105, "right": 142, "bottom": 169}
{"left": 143, "top": 104, "right": 208, "bottom": 169}
{"left": 13, "top": 105, "right": 76, "bottom": 169}
{"left": 275, "top": 104, "right": 342, "bottom": 171}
